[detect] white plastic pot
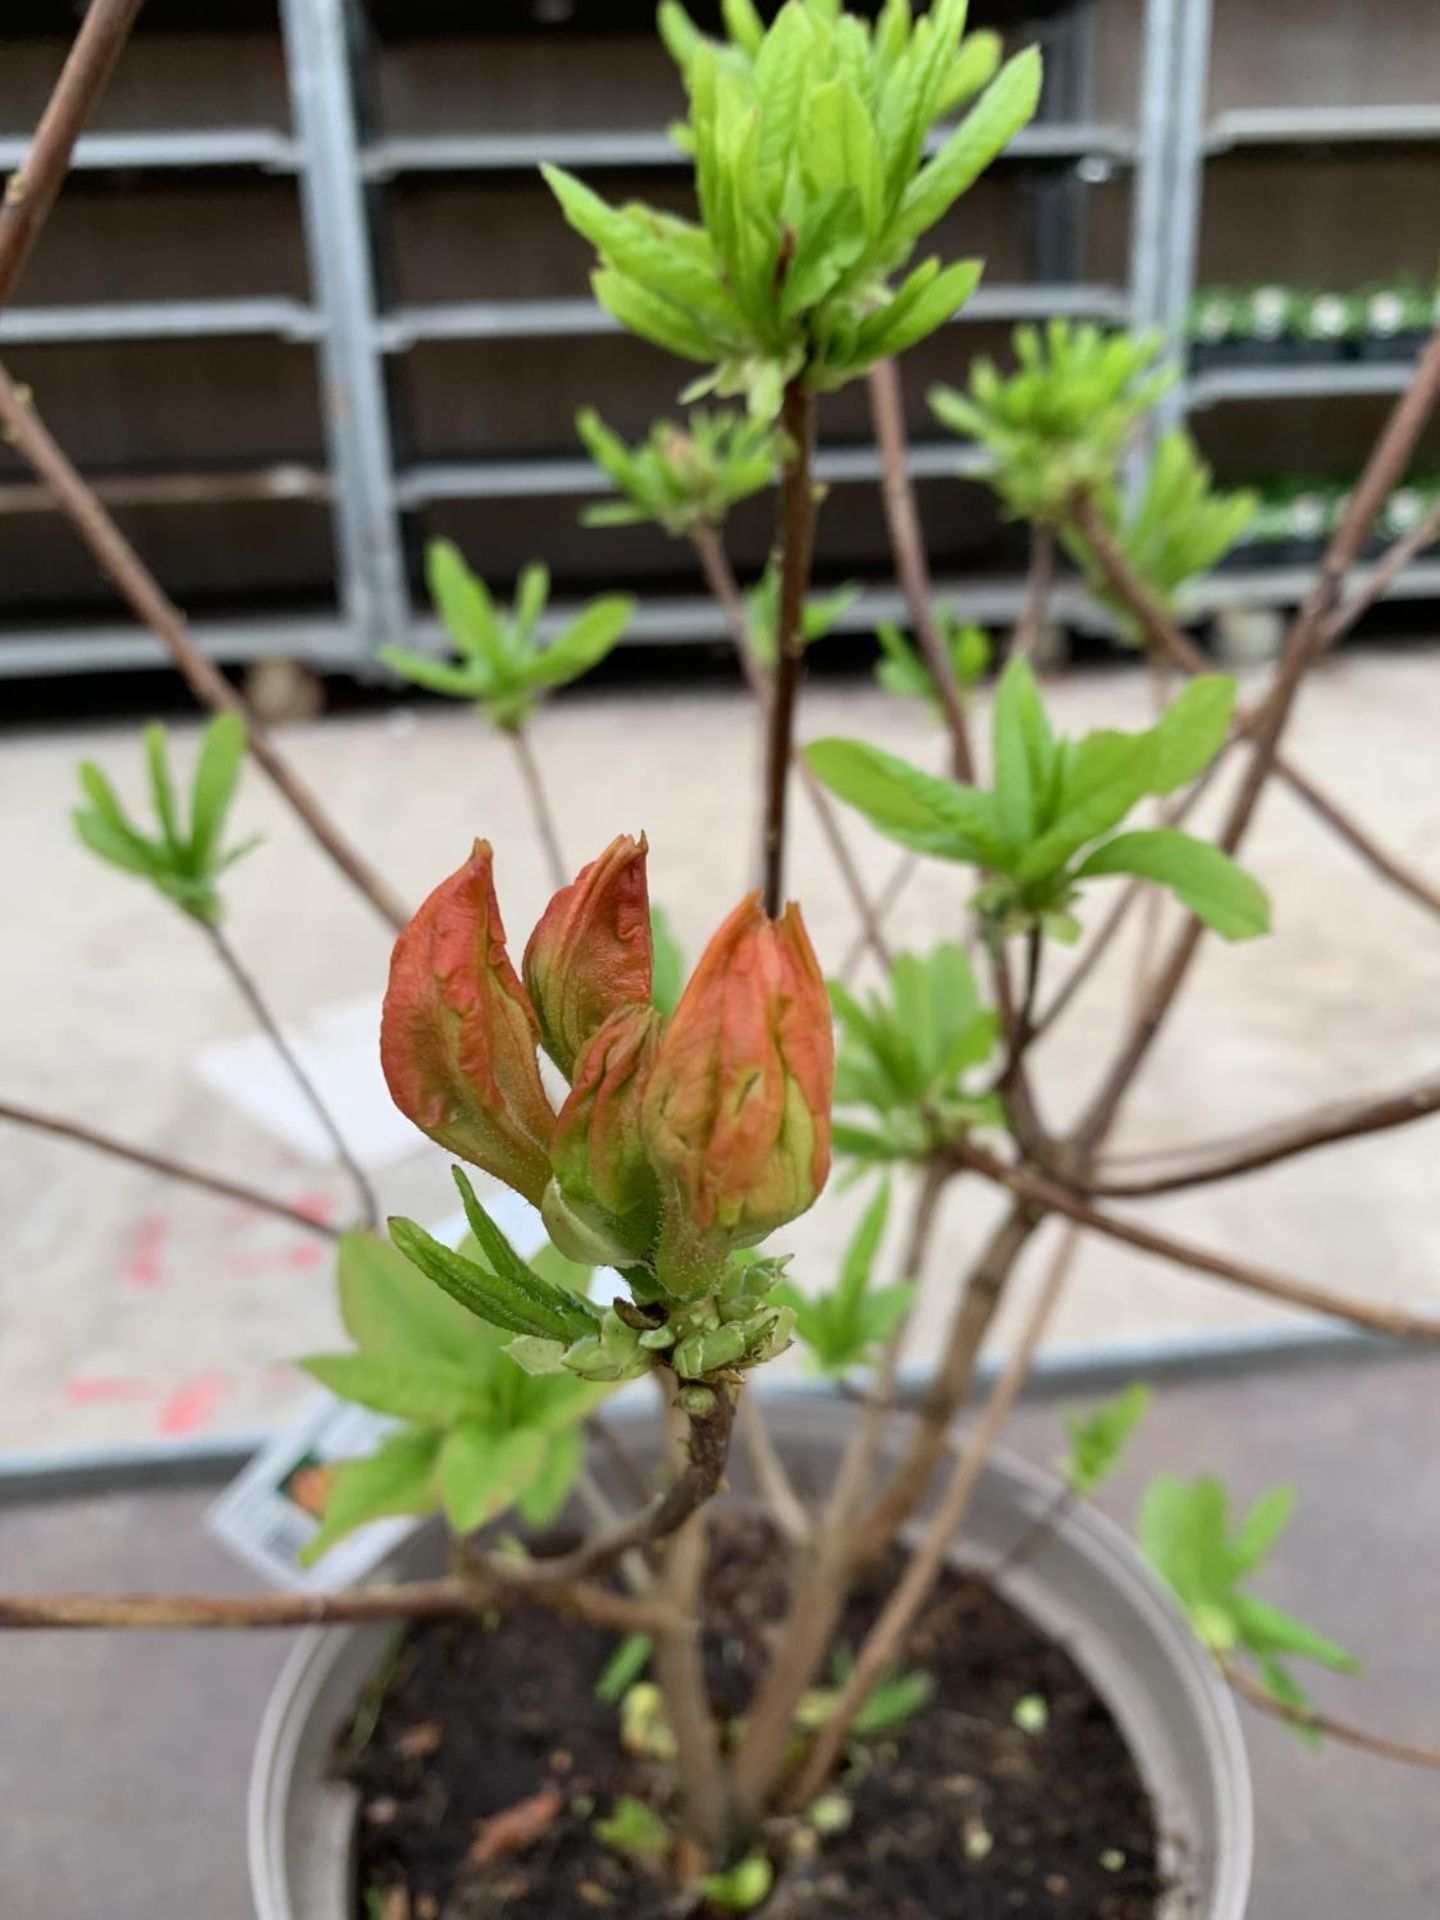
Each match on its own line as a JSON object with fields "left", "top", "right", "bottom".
{"left": 249, "top": 1394, "right": 1252, "bottom": 1918}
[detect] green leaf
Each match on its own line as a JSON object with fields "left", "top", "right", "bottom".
{"left": 438, "top": 1424, "right": 547, "bottom": 1533}
{"left": 1233, "top": 1485, "right": 1296, "bottom": 1573}
{"left": 337, "top": 1230, "right": 494, "bottom": 1364}
{"left": 527, "top": 594, "right": 635, "bottom": 690}
{"left": 376, "top": 645, "right": 484, "bottom": 701}
{"left": 990, "top": 656, "right": 1053, "bottom": 849}
{"left": 721, "top": 0, "right": 765, "bottom": 56}
{"left": 143, "top": 725, "right": 182, "bottom": 856}
{"left": 851, "top": 1666, "right": 934, "bottom": 1734}
{"left": 426, "top": 538, "right": 498, "bottom": 662}
{"left": 595, "top": 1793, "right": 671, "bottom": 1862}
{"left": 73, "top": 807, "right": 165, "bottom": 880}
{"left": 1149, "top": 676, "right": 1236, "bottom": 793}
{"left": 890, "top": 48, "right": 1042, "bottom": 256}
{"left": 1231, "top": 1595, "right": 1360, "bottom": 1675}
{"left": 188, "top": 712, "right": 246, "bottom": 873}
{"left": 650, "top": 904, "right": 686, "bottom": 1018}
{"left": 517, "top": 1424, "right": 584, "bottom": 1526}
{"left": 849, "top": 257, "right": 981, "bottom": 364}
{"left": 1074, "top": 829, "right": 1270, "bottom": 940}
{"left": 1016, "top": 731, "right": 1153, "bottom": 880}
{"left": 299, "top": 1430, "right": 442, "bottom": 1566}
{"left": 837, "top": 1179, "right": 891, "bottom": 1313}
{"left": 299, "top": 1352, "right": 492, "bottom": 1427}
{"left": 1063, "top": 1383, "right": 1150, "bottom": 1497}
{"left": 389, "top": 1215, "right": 586, "bottom": 1343}
{"left": 503, "top": 1334, "right": 570, "bottom": 1376}
{"left": 450, "top": 1169, "right": 601, "bottom": 1341}
{"left": 805, "top": 737, "right": 1004, "bottom": 865}
{"left": 595, "top": 1632, "right": 654, "bottom": 1705}
{"left": 700, "top": 1854, "right": 775, "bottom": 1913}
{"left": 592, "top": 267, "right": 718, "bottom": 365}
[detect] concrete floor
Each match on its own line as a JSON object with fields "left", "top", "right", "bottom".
{"left": 1, "top": 1354, "right": 1436, "bottom": 1917}
{"left": 1, "top": 648, "right": 1439, "bottom": 1455}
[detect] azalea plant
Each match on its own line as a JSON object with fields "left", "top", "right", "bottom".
{"left": 5, "top": 0, "right": 1440, "bottom": 1914}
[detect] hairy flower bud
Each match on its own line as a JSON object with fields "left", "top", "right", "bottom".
{"left": 523, "top": 834, "right": 652, "bottom": 1079}
{"left": 546, "top": 1004, "right": 663, "bottom": 1266}
{"left": 642, "top": 895, "right": 833, "bottom": 1295}
{"left": 380, "top": 840, "right": 555, "bottom": 1204}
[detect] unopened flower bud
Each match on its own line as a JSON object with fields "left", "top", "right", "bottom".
{"left": 523, "top": 834, "right": 652, "bottom": 1078}
{"left": 380, "top": 840, "right": 554, "bottom": 1204}
{"left": 642, "top": 894, "right": 833, "bottom": 1295}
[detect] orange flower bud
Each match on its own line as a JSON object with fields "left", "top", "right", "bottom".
{"left": 523, "top": 834, "right": 653, "bottom": 1078}
{"left": 380, "top": 840, "right": 555, "bottom": 1204}
{"left": 642, "top": 895, "right": 833, "bottom": 1293}
{"left": 546, "top": 1003, "right": 662, "bottom": 1266}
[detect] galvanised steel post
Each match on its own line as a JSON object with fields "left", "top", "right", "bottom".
{"left": 280, "top": 0, "right": 409, "bottom": 665}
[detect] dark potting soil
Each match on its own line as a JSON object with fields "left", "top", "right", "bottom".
{"left": 345, "top": 1513, "right": 1164, "bottom": 1919}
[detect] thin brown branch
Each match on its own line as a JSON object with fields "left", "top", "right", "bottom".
{"left": 786, "top": 1230, "right": 1069, "bottom": 1807}
{"left": 730, "top": 1159, "right": 951, "bottom": 1826}
{"left": 0, "top": 365, "right": 409, "bottom": 933}
{"left": 0, "top": 1096, "right": 341, "bottom": 1240}
{"left": 493, "top": 1384, "right": 735, "bottom": 1592}
{"left": 868, "top": 357, "right": 974, "bottom": 781}
{"left": 509, "top": 724, "right": 568, "bottom": 893}
{"left": 1277, "top": 758, "right": 1440, "bottom": 919}
{"left": 691, "top": 522, "right": 892, "bottom": 969}
{"left": 0, "top": 1574, "right": 673, "bottom": 1639}
{"left": 858, "top": 1200, "right": 1042, "bottom": 1561}
{"left": 761, "top": 380, "right": 820, "bottom": 917}
{"left": 1320, "top": 498, "right": 1440, "bottom": 653}
{"left": 951, "top": 1140, "right": 1440, "bottom": 1345}
{"left": 1221, "top": 1657, "right": 1440, "bottom": 1772}
{"left": 1070, "top": 489, "right": 1440, "bottom": 923}
{"left": 1072, "top": 325, "right": 1440, "bottom": 1150}
{"left": 838, "top": 851, "right": 918, "bottom": 983}
{"left": 0, "top": 0, "right": 144, "bottom": 310}
{"left": 1013, "top": 522, "right": 1056, "bottom": 661}
{"left": 654, "top": 1387, "right": 736, "bottom": 1854}
{"left": 737, "top": 1391, "right": 811, "bottom": 1547}
{"left": 1092, "top": 1072, "right": 1440, "bottom": 1198}
{"left": 206, "top": 924, "right": 380, "bottom": 1231}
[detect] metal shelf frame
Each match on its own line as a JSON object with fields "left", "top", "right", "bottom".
{"left": 0, "top": 127, "right": 301, "bottom": 173}
{"left": 1153, "top": 0, "right": 1440, "bottom": 617}
{"left": 361, "top": 119, "right": 1139, "bottom": 180}
{"left": 3, "top": 0, "right": 1431, "bottom": 681}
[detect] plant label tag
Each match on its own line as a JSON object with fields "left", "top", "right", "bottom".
{"left": 205, "top": 1390, "right": 412, "bottom": 1591}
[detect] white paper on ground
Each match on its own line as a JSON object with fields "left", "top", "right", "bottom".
{"left": 206, "top": 1190, "right": 560, "bottom": 1591}
{"left": 191, "top": 993, "right": 416, "bottom": 1172}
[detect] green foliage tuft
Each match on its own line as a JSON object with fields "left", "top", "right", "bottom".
{"left": 773, "top": 1179, "right": 916, "bottom": 1375}
{"left": 808, "top": 660, "right": 1269, "bottom": 943}
{"left": 546, "top": 2, "right": 1042, "bottom": 414}
{"left": 381, "top": 540, "right": 634, "bottom": 732}
{"left": 828, "top": 943, "right": 1001, "bottom": 1168}
{"left": 1061, "top": 1383, "right": 1151, "bottom": 1497}
{"left": 874, "top": 612, "right": 991, "bottom": 713}
{"left": 931, "top": 319, "right": 1173, "bottom": 521}
{"left": 1064, "top": 430, "right": 1258, "bottom": 643}
{"left": 1140, "top": 1474, "right": 1359, "bottom": 1739}
{"left": 577, "top": 406, "right": 784, "bottom": 536}
{"left": 298, "top": 1231, "right": 606, "bottom": 1564}
{"left": 73, "top": 714, "right": 258, "bottom": 925}
{"left": 594, "top": 1793, "right": 672, "bottom": 1864}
